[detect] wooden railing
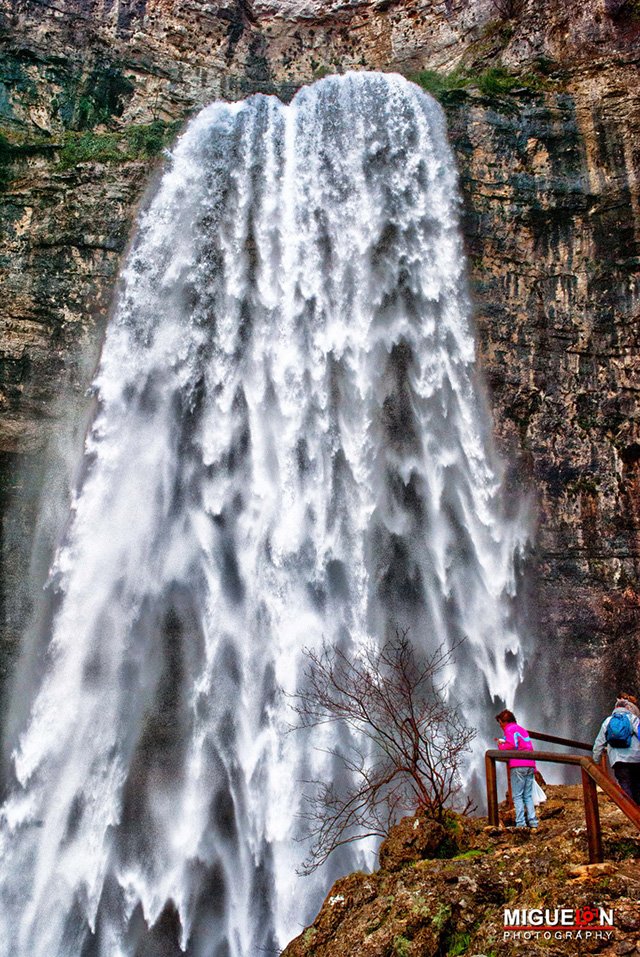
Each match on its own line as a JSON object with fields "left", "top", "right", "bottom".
{"left": 528, "top": 730, "right": 592, "bottom": 751}
{"left": 485, "top": 729, "right": 640, "bottom": 863}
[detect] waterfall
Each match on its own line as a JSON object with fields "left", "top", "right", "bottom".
{"left": 0, "top": 73, "right": 529, "bottom": 957}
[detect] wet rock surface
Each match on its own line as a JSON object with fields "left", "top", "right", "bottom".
{"left": 0, "top": 0, "right": 639, "bottom": 725}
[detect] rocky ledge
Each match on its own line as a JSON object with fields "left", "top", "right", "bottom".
{"left": 283, "top": 786, "right": 640, "bottom": 957}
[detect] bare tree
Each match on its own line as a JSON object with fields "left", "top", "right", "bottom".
{"left": 291, "top": 631, "right": 476, "bottom": 874}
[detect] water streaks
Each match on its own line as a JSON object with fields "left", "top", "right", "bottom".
{"left": 0, "top": 73, "right": 529, "bottom": 957}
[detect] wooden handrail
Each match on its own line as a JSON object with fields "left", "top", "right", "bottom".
{"left": 485, "top": 747, "right": 640, "bottom": 863}
{"left": 487, "top": 748, "right": 583, "bottom": 765}
{"left": 579, "top": 756, "right": 640, "bottom": 828}
{"left": 527, "top": 729, "right": 592, "bottom": 752}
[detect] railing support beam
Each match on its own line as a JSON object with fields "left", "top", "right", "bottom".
{"left": 486, "top": 753, "right": 499, "bottom": 826}
{"left": 581, "top": 768, "right": 603, "bottom": 863}
{"left": 484, "top": 743, "right": 640, "bottom": 866}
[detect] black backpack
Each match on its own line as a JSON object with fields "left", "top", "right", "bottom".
{"left": 605, "top": 712, "right": 633, "bottom": 748}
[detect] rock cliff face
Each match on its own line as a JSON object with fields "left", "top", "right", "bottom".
{"left": 0, "top": 0, "right": 639, "bottom": 724}
{"left": 281, "top": 786, "right": 640, "bottom": 957}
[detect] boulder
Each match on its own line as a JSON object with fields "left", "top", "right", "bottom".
{"left": 378, "top": 814, "right": 459, "bottom": 871}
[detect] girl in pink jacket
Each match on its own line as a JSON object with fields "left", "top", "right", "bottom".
{"left": 496, "top": 708, "right": 538, "bottom": 828}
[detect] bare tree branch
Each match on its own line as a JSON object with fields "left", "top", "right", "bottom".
{"left": 291, "top": 630, "right": 477, "bottom": 872}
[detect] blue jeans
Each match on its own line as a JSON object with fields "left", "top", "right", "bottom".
{"left": 511, "top": 768, "right": 538, "bottom": 827}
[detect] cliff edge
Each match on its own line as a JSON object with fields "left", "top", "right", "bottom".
{"left": 283, "top": 785, "right": 640, "bottom": 957}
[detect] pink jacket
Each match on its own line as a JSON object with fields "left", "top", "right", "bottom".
{"left": 498, "top": 722, "right": 536, "bottom": 768}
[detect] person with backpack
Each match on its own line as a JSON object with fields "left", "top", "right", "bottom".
{"left": 495, "top": 709, "right": 538, "bottom": 829}
{"left": 592, "top": 693, "right": 640, "bottom": 804}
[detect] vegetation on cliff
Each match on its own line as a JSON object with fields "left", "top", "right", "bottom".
{"left": 0, "top": 119, "right": 182, "bottom": 189}
{"left": 56, "top": 120, "right": 182, "bottom": 169}
{"left": 408, "top": 65, "right": 554, "bottom": 106}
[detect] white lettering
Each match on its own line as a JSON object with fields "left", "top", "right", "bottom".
{"left": 599, "top": 909, "right": 614, "bottom": 927}
{"left": 503, "top": 910, "right": 521, "bottom": 927}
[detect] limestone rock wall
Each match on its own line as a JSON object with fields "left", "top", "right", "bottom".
{"left": 0, "top": 0, "right": 638, "bottom": 726}
{"left": 450, "top": 64, "right": 640, "bottom": 725}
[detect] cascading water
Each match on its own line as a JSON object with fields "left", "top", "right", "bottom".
{"left": 0, "top": 72, "right": 530, "bottom": 957}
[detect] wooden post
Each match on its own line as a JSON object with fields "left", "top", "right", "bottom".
{"left": 507, "top": 766, "right": 513, "bottom": 808}
{"left": 486, "top": 754, "right": 499, "bottom": 826}
{"left": 581, "top": 768, "right": 603, "bottom": 864}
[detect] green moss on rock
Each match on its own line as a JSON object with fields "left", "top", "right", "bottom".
{"left": 378, "top": 814, "right": 463, "bottom": 872}
{"left": 57, "top": 120, "right": 182, "bottom": 169}
{"left": 57, "top": 131, "right": 123, "bottom": 168}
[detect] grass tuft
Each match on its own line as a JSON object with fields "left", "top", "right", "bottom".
{"left": 447, "top": 931, "right": 471, "bottom": 956}
{"left": 452, "top": 848, "right": 486, "bottom": 861}
{"left": 408, "top": 65, "right": 549, "bottom": 104}
{"left": 393, "top": 934, "right": 412, "bottom": 957}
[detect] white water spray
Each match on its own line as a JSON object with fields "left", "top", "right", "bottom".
{"left": 0, "top": 73, "right": 529, "bottom": 957}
